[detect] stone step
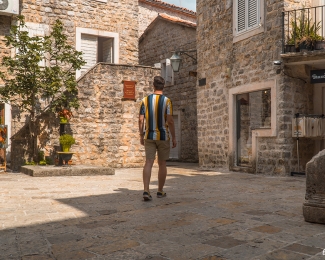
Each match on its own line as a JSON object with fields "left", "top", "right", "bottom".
{"left": 20, "top": 165, "right": 115, "bottom": 177}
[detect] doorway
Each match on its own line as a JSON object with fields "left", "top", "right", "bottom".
{"left": 236, "top": 89, "right": 271, "bottom": 167}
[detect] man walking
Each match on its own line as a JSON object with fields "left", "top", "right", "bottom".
{"left": 138, "top": 76, "right": 177, "bottom": 201}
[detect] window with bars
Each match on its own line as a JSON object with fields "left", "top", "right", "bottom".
{"left": 233, "top": 0, "right": 264, "bottom": 41}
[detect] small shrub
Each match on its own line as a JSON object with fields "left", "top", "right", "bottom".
{"left": 45, "top": 156, "right": 53, "bottom": 165}
{"left": 59, "top": 134, "right": 76, "bottom": 146}
{"left": 25, "top": 161, "right": 36, "bottom": 165}
{"left": 39, "top": 160, "right": 47, "bottom": 166}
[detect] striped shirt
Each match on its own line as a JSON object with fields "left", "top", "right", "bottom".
{"left": 139, "top": 94, "right": 173, "bottom": 140}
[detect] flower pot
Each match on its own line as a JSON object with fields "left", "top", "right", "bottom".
{"left": 60, "top": 116, "right": 68, "bottom": 124}
{"left": 299, "top": 41, "right": 313, "bottom": 51}
{"left": 285, "top": 44, "right": 296, "bottom": 53}
{"left": 62, "top": 145, "right": 70, "bottom": 152}
{"left": 315, "top": 40, "right": 325, "bottom": 50}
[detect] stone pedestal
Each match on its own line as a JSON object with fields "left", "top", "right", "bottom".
{"left": 303, "top": 149, "right": 325, "bottom": 224}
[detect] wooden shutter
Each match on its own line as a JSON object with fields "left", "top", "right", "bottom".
{"left": 80, "top": 34, "right": 98, "bottom": 75}
{"left": 248, "top": 0, "right": 259, "bottom": 29}
{"left": 165, "top": 59, "right": 173, "bottom": 86}
{"left": 237, "top": 0, "right": 246, "bottom": 33}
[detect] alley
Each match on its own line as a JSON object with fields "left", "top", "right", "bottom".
{"left": 0, "top": 163, "right": 324, "bottom": 260}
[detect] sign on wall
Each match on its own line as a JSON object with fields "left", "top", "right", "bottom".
{"left": 311, "top": 70, "right": 325, "bottom": 83}
{"left": 123, "top": 81, "right": 136, "bottom": 100}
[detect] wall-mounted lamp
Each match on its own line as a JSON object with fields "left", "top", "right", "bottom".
{"left": 170, "top": 50, "right": 197, "bottom": 72}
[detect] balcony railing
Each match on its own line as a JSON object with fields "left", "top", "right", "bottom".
{"left": 282, "top": 5, "right": 325, "bottom": 53}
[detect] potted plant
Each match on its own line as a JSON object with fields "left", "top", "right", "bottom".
{"left": 58, "top": 108, "right": 73, "bottom": 124}
{"left": 59, "top": 134, "right": 75, "bottom": 152}
{"left": 288, "top": 11, "right": 322, "bottom": 52}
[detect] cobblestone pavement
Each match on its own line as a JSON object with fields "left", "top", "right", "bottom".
{"left": 0, "top": 162, "right": 325, "bottom": 260}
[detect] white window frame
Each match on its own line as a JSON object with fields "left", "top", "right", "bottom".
{"left": 161, "top": 59, "right": 174, "bottom": 86}
{"left": 76, "top": 27, "right": 119, "bottom": 78}
{"left": 233, "top": 0, "right": 265, "bottom": 43}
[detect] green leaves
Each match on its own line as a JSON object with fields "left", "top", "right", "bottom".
{"left": 0, "top": 15, "right": 86, "bottom": 119}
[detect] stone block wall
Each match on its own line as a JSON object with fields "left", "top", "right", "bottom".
{"left": 10, "top": 64, "right": 160, "bottom": 170}
{"left": 138, "top": 0, "right": 196, "bottom": 37}
{"left": 64, "top": 63, "right": 160, "bottom": 168}
{"left": 20, "top": 0, "right": 139, "bottom": 65}
{"left": 139, "top": 18, "right": 198, "bottom": 162}
{"left": 0, "top": 15, "right": 11, "bottom": 85}
{"left": 196, "top": 0, "right": 314, "bottom": 174}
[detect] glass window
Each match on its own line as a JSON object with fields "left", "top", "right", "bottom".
{"left": 236, "top": 89, "right": 271, "bottom": 166}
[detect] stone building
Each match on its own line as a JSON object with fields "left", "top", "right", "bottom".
{"left": 139, "top": 13, "right": 198, "bottom": 162}
{"left": 196, "top": 0, "right": 325, "bottom": 175}
{"left": 138, "top": 0, "right": 196, "bottom": 37}
{"left": 0, "top": 0, "right": 197, "bottom": 170}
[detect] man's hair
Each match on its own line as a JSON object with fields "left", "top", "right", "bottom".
{"left": 153, "top": 76, "right": 165, "bottom": 90}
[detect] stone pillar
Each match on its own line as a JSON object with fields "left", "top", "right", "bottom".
{"left": 303, "top": 149, "right": 325, "bottom": 224}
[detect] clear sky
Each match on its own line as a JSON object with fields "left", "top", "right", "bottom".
{"left": 162, "top": 0, "right": 196, "bottom": 12}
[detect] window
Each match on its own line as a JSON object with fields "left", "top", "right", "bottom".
{"left": 76, "top": 28, "right": 119, "bottom": 78}
{"left": 80, "top": 34, "right": 114, "bottom": 74}
{"left": 161, "top": 59, "right": 174, "bottom": 86}
{"left": 233, "top": 0, "right": 264, "bottom": 42}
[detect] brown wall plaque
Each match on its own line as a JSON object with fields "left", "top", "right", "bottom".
{"left": 123, "top": 81, "right": 136, "bottom": 99}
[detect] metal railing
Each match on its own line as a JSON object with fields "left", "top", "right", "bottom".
{"left": 282, "top": 5, "right": 325, "bottom": 53}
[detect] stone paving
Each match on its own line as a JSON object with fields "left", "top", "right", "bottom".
{"left": 0, "top": 162, "right": 325, "bottom": 260}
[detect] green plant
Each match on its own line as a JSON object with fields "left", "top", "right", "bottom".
{"left": 38, "top": 150, "right": 45, "bottom": 162}
{"left": 59, "top": 134, "right": 75, "bottom": 146}
{"left": 39, "top": 160, "right": 47, "bottom": 165}
{"left": 288, "top": 10, "right": 323, "bottom": 48}
{"left": 45, "top": 156, "right": 53, "bottom": 165}
{"left": 25, "top": 161, "right": 36, "bottom": 165}
{"left": 0, "top": 16, "right": 85, "bottom": 162}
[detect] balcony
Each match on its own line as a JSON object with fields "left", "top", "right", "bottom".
{"left": 282, "top": 5, "right": 325, "bottom": 70}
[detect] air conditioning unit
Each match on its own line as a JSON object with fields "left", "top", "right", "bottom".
{"left": 0, "top": 0, "right": 19, "bottom": 16}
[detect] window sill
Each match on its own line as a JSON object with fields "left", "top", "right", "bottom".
{"left": 233, "top": 26, "right": 264, "bottom": 43}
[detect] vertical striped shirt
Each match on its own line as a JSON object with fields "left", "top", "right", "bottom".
{"left": 139, "top": 94, "right": 173, "bottom": 140}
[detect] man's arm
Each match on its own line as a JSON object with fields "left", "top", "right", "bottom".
{"left": 139, "top": 114, "right": 145, "bottom": 145}
{"left": 167, "top": 115, "right": 177, "bottom": 148}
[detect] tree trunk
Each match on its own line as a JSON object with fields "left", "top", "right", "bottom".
{"left": 28, "top": 113, "right": 38, "bottom": 163}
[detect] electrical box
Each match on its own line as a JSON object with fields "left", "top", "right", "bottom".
{"left": 0, "top": 0, "right": 19, "bottom": 16}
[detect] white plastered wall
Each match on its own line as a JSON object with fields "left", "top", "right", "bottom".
{"left": 229, "top": 79, "right": 277, "bottom": 169}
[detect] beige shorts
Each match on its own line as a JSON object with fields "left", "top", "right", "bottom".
{"left": 144, "top": 139, "right": 170, "bottom": 161}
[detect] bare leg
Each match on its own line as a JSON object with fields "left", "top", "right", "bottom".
{"left": 143, "top": 159, "right": 155, "bottom": 191}
{"left": 158, "top": 160, "right": 167, "bottom": 192}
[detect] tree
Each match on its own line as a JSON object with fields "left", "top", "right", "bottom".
{"left": 0, "top": 16, "right": 86, "bottom": 162}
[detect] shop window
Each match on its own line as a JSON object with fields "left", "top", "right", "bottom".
{"left": 161, "top": 59, "right": 174, "bottom": 86}
{"left": 233, "top": 0, "right": 264, "bottom": 42}
{"left": 236, "top": 89, "right": 271, "bottom": 166}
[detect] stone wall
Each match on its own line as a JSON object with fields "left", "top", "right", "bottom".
{"left": 139, "top": 18, "right": 198, "bottom": 162}
{"left": 196, "top": 0, "right": 314, "bottom": 174}
{"left": 138, "top": 0, "right": 196, "bottom": 37}
{"left": 20, "top": 0, "right": 138, "bottom": 65}
{"left": 10, "top": 64, "right": 160, "bottom": 170}
{"left": 0, "top": 15, "right": 11, "bottom": 85}
{"left": 69, "top": 64, "right": 160, "bottom": 168}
